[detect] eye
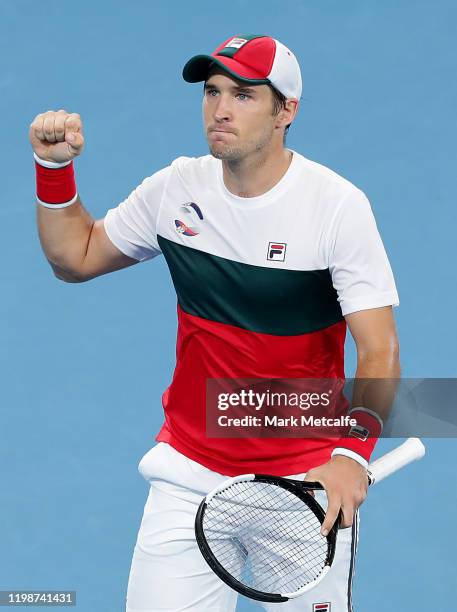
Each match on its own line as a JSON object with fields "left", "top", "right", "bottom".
{"left": 236, "top": 93, "right": 250, "bottom": 101}
{"left": 206, "top": 88, "right": 218, "bottom": 97}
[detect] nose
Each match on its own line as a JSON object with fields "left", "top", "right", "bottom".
{"left": 213, "top": 93, "right": 232, "bottom": 123}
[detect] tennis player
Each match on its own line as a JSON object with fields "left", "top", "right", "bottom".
{"left": 30, "top": 35, "right": 400, "bottom": 611}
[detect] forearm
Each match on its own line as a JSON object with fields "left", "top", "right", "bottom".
{"left": 332, "top": 307, "right": 401, "bottom": 467}
{"left": 344, "top": 307, "right": 400, "bottom": 426}
{"left": 354, "top": 342, "right": 400, "bottom": 378}
{"left": 331, "top": 347, "right": 400, "bottom": 468}
{"left": 36, "top": 196, "right": 95, "bottom": 281}
{"left": 352, "top": 345, "right": 400, "bottom": 422}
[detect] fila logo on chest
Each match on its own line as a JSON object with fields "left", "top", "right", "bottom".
{"left": 267, "top": 242, "right": 287, "bottom": 262}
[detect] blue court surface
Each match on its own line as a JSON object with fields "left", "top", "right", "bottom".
{"left": 1, "top": 1, "right": 456, "bottom": 610}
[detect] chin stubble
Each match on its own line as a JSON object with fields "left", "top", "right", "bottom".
{"left": 209, "top": 144, "right": 245, "bottom": 161}
{"left": 208, "top": 129, "right": 274, "bottom": 163}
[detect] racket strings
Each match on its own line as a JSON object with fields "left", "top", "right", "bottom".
{"left": 202, "top": 481, "right": 328, "bottom": 594}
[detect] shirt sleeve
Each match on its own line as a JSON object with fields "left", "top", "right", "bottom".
{"left": 103, "top": 166, "right": 171, "bottom": 261}
{"left": 328, "top": 189, "right": 399, "bottom": 316}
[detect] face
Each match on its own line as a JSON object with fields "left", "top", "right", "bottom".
{"left": 203, "top": 69, "right": 280, "bottom": 162}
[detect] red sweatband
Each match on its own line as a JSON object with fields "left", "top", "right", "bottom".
{"left": 35, "top": 159, "right": 77, "bottom": 206}
{"left": 336, "top": 407, "right": 383, "bottom": 463}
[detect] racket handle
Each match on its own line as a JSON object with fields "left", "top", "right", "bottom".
{"left": 367, "top": 438, "right": 425, "bottom": 485}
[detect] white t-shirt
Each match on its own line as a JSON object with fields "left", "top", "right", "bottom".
{"left": 105, "top": 151, "right": 398, "bottom": 316}
{"left": 103, "top": 150, "right": 399, "bottom": 476}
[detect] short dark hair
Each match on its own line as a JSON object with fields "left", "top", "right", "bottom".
{"left": 269, "top": 84, "right": 291, "bottom": 137}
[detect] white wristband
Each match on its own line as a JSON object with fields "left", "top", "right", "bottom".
{"left": 331, "top": 447, "right": 369, "bottom": 470}
{"left": 34, "top": 152, "right": 72, "bottom": 169}
{"left": 36, "top": 193, "right": 79, "bottom": 209}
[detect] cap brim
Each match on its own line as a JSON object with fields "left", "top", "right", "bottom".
{"left": 182, "top": 54, "right": 270, "bottom": 85}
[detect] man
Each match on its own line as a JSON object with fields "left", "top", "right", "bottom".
{"left": 30, "top": 34, "right": 399, "bottom": 611}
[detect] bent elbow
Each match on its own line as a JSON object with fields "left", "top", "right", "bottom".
{"left": 53, "top": 270, "right": 84, "bottom": 283}
{"left": 51, "top": 263, "right": 89, "bottom": 283}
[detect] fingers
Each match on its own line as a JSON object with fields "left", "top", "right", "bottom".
{"left": 305, "top": 469, "right": 342, "bottom": 535}
{"left": 64, "top": 114, "right": 84, "bottom": 153}
{"left": 66, "top": 132, "right": 84, "bottom": 154}
{"left": 31, "top": 110, "right": 65, "bottom": 142}
{"left": 321, "top": 490, "right": 366, "bottom": 535}
{"left": 43, "top": 113, "right": 58, "bottom": 142}
{"left": 30, "top": 110, "right": 84, "bottom": 162}
{"left": 339, "top": 503, "right": 355, "bottom": 529}
{"left": 64, "top": 112, "right": 82, "bottom": 136}
{"left": 321, "top": 497, "right": 358, "bottom": 534}
{"left": 54, "top": 111, "right": 69, "bottom": 141}
{"left": 306, "top": 472, "right": 360, "bottom": 535}
{"left": 30, "top": 110, "right": 83, "bottom": 144}
{"left": 321, "top": 498, "right": 343, "bottom": 536}
{"left": 305, "top": 457, "right": 368, "bottom": 537}
{"left": 30, "top": 113, "right": 46, "bottom": 141}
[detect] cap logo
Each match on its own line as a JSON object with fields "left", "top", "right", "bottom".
{"left": 217, "top": 34, "right": 265, "bottom": 58}
{"left": 225, "top": 37, "right": 248, "bottom": 49}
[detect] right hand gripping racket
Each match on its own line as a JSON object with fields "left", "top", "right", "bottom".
{"left": 195, "top": 438, "right": 425, "bottom": 602}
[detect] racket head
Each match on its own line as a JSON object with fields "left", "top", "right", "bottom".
{"left": 195, "top": 474, "right": 337, "bottom": 603}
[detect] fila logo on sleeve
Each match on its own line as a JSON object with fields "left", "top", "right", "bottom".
{"left": 267, "top": 242, "right": 287, "bottom": 262}
{"left": 313, "top": 604, "right": 331, "bottom": 612}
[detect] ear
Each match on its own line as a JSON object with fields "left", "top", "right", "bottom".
{"left": 276, "top": 99, "right": 299, "bottom": 129}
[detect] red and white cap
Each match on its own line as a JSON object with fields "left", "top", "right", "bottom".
{"left": 183, "top": 34, "right": 302, "bottom": 100}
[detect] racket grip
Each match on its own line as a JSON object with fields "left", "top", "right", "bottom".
{"left": 367, "top": 438, "right": 425, "bottom": 485}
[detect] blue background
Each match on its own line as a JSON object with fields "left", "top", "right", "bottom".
{"left": 1, "top": 0, "right": 456, "bottom": 609}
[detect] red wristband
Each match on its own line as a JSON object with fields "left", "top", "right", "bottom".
{"left": 335, "top": 407, "right": 383, "bottom": 462}
{"left": 35, "top": 158, "right": 77, "bottom": 206}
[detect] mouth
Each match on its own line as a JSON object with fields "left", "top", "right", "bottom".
{"left": 208, "top": 127, "right": 236, "bottom": 135}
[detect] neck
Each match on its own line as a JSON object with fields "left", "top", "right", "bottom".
{"left": 221, "top": 144, "right": 293, "bottom": 198}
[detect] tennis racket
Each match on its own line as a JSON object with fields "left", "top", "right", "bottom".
{"left": 195, "top": 437, "right": 425, "bottom": 603}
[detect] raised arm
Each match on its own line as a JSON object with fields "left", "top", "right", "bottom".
{"left": 30, "top": 110, "right": 138, "bottom": 282}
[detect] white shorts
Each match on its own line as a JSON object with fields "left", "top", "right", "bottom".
{"left": 126, "top": 443, "right": 359, "bottom": 612}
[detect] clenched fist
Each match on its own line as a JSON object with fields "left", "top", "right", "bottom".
{"left": 29, "top": 110, "right": 84, "bottom": 163}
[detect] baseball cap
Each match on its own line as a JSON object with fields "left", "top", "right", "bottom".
{"left": 182, "top": 34, "right": 302, "bottom": 100}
